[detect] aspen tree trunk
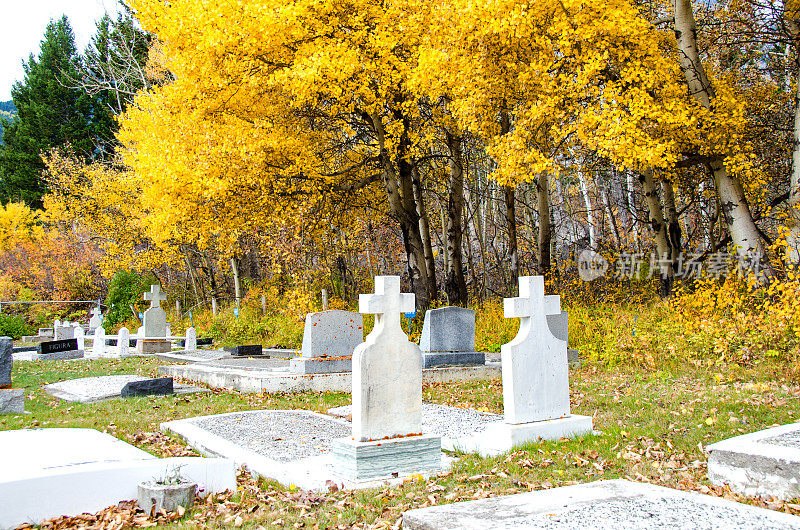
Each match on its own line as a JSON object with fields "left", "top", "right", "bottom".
{"left": 370, "top": 112, "right": 432, "bottom": 311}
{"left": 578, "top": 169, "right": 596, "bottom": 248}
{"left": 413, "top": 167, "right": 438, "bottom": 302}
{"left": 445, "top": 133, "right": 468, "bottom": 305}
{"left": 230, "top": 257, "right": 241, "bottom": 308}
{"left": 600, "top": 174, "right": 622, "bottom": 250}
{"left": 787, "top": 19, "right": 800, "bottom": 264}
{"left": 639, "top": 170, "right": 674, "bottom": 296}
{"left": 674, "top": 0, "right": 768, "bottom": 272}
{"left": 503, "top": 185, "right": 519, "bottom": 289}
{"left": 661, "top": 179, "right": 682, "bottom": 262}
{"left": 627, "top": 171, "right": 641, "bottom": 250}
{"left": 537, "top": 173, "right": 552, "bottom": 272}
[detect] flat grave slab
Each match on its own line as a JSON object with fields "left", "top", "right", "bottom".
{"left": 148, "top": 349, "right": 231, "bottom": 363}
{"left": 159, "top": 359, "right": 500, "bottom": 394}
{"left": 709, "top": 422, "right": 800, "bottom": 500}
{"left": 163, "top": 409, "right": 452, "bottom": 491}
{"left": 0, "top": 428, "right": 235, "bottom": 529}
{"left": 44, "top": 374, "right": 209, "bottom": 403}
{"left": 328, "top": 403, "right": 501, "bottom": 452}
{"left": 401, "top": 479, "right": 800, "bottom": 529}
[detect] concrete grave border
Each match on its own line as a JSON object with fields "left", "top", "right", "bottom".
{"left": 708, "top": 422, "right": 800, "bottom": 500}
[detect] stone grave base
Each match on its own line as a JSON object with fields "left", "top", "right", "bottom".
{"left": 327, "top": 403, "right": 501, "bottom": 452}
{"left": 401, "top": 479, "right": 800, "bottom": 529}
{"left": 33, "top": 349, "right": 84, "bottom": 361}
{"left": 162, "top": 410, "right": 452, "bottom": 491}
{"left": 0, "top": 388, "right": 24, "bottom": 413}
{"left": 290, "top": 356, "right": 352, "bottom": 374}
{"left": 45, "top": 374, "right": 209, "bottom": 403}
{"left": 142, "top": 349, "right": 230, "bottom": 363}
{"left": 332, "top": 434, "right": 442, "bottom": 481}
{"left": 138, "top": 339, "right": 172, "bottom": 354}
{"left": 455, "top": 415, "right": 594, "bottom": 457}
{"left": 422, "top": 352, "right": 485, "bottom": 369}
{"left": 159, "top": 360, "right": 500, "bottom": 394}
{"left": 21, "top": 335, "right": 47, "bottom": 343}
{"left": 708, "top": 422, "right": 800, "bottom": 500}
{"left": 0, "top": 428, "right": 235, "bottom": 530}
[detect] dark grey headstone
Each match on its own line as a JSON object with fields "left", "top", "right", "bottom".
{"left": 178, "top": 337, "right": 212, "bottom": 348}
{"left": 422, "top": 352, "right": 485, "bottom": 369}
{"left": 37, "top": 339, "right": 79, "bottom": 355}
{"left": 120, "top": 377, "right": 174, "bottom": 398}
{"left": 0, "top": 336, "right": 12, "bottom": 388}
{"left": 419, "top": 307, "right": 475, "bottom": 353}
{"left": 105, "top": 338, "right": 137, "bottom": 347}
{"left": 225, "top": 345, "right": 263, "bottom": 357}
{"left": 546, "top": 310, "right": 569, "bottom": 342}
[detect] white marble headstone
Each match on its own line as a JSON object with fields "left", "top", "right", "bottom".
{"left": 117, "top": 327, "right": 130, "bottom": 356}
{"left": 502, "top": 276, "right": 569, "bottom": 424}
{"left": 55, "top": 321, "right": 74, "bottom": 340}
{"left": 88, "top": 307, "right": 102, "bottom": 332}
{"left": 185, "top": 327, "right": 196, "bottom": 351}
{"left": 74, "top": 327, "right": 85, "bottom": 351}
{"left": 352, "top": 276, "right": 421, "bottom": 442}
{"left": 93, "top": 327, "right": 106, "bottom": 357}
{"left": 142, "top": 285, "right": 167, "bottom": 338}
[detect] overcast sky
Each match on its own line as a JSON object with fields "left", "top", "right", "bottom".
{"left": 1, "top": 0, "right": 120, "bottom": 101}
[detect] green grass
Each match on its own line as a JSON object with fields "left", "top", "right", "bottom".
{"left": 5, "top": 357, "right": 800, "bottom": 528}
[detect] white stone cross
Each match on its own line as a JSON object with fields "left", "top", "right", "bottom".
{"left": 144, "top": 285, "right": 167, "bottom": 309}
{"left": 504, "top": 276, "right": 561, "bottom": 324}
{"left": 501, "top": 276, "right": 568, "bottom": 425}
{"left": 358, "top": 276, "right": 415, "bottom": 335}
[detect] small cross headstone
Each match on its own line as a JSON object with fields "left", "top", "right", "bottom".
{"left": 118, "top": 327, "right": 130, "bottom": 356}
{"left": 502, "top": 276, "right": 568, "bottom": 424}
{"left": 93, "top": 327, "right": 106, "bottom": 357}
{"left": 142, "top": 285, "right": 168, "bottom": 338}
{"left": 88, "top": 307, "right": 102, "bottom": 333}
{"left": 185, "top": 327, "right": 197, "bottom": 351}
{"left": 352, "top": 276, "right": 420, "bottom": 441}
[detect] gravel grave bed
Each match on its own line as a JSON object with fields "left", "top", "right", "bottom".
{"left": 328, "top": 403, "right": 501, "bottom": 440}
{"left": 191, "top": 410, "right": 350, "bottom": 462}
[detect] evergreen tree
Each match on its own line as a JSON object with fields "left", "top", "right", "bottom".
{"left": 0, "top": 17, "right": 103, "bottom": 206}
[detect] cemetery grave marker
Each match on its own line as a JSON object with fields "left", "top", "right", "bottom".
{"left": 0, "top": 336, "right": 24, "bottom": 413}
{"left": 35, "top": 338, "right": 83, "bottom": 361}
{"left": 139, "top": 285, "right": 171, "bottom": 354}
{"left": 121, "top": 377, "right": 175, "bottom": 398}
{"left": 419, "top": 306, "right": 484, "bottom": 368}
{"left": 289, "top": 310, "right": 363, "bottom": 374}
{"left": 226, "top": 345, "right": 263, "bottom": 357}
{"left": 88, "top": 306, "right": 102, "bottom": 332}
{"left": 457, "top": 276, "right": 592, "bottom": 456}
{"left": 331, "top": 276, "right": 442, "bottom": 480}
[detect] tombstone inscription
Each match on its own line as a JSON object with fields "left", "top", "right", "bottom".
{"left": 35, "top": 338, "right": 83, "bottom": 361}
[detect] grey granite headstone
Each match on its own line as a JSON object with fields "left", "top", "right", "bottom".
{"left": 227, "top": 345, "right": 262, "bottom": 357}
{"left": 546, "top": 310, "right": 580, "bottom": 365}
{"left": 121, "top": 377, "right": 174, "bottom": 398}
{"left": 0, "top": 388, "right": 24, "bottom": 414}
{"left": 420, "top": 307, "right": 475, "bottom": 352}
{"left": 0, "top": 336, "right": 13, "bottom": 388}
{"left": 419, "top": 307, "right": 483, "bottom": 369}
{"left": 289, "top": 310, "right": 363, "bottom": 374}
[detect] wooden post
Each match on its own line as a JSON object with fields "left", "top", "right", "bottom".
{"left": 212, "top": 298, "right": 218, "bottom": 317}
{"left": 260, "top": 294, "right": 267, "bottom": 314}
{"left": 322, "top": 289, "right": 328, "bottom": 310}
{"left": 175, "top": 300, "right": 181, "bottom": 318}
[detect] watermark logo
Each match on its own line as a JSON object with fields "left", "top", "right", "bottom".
{"left": 578, "top": 250, "right": 609, "bottom": 281}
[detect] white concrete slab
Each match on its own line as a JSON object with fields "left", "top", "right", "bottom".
{"left": 401, "top": 479, "right": 800, "bottom": 529}
{"left": 163, "top": 410, "right": 452, "bottom": 491}
{"left": 709, "top": 422, "right": 800, "bottom": 500}
{"left": 44, "top": 374, "right": 210, "bottom": 403}
{"left": 0, "top": 428, "right": 236, "bottom": 529}
{"left": 158, "top": 361, "right": 500, "bottom": 394}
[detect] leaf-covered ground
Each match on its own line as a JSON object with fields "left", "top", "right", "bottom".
{"left": 5, "top": 358, "right": 800, "bottom": 528}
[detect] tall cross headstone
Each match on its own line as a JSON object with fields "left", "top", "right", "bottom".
{"left": 88, "top": 307, "right": 102, "bottom": 333}
{"left": 502, "top": 276, "right": 569, "bottom": 424}
{"left": 143, "top": 285, "right": 168, "bottom": 338}
{"left": 352, "top": 275, "right": 420, "bottom": 441}
{"left": 118, "top": 327, "right": 130, "bottom": 356}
